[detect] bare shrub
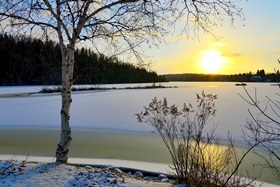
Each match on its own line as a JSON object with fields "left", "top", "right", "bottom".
{"left": 240, "top": 85, "right": 280, "bottom": 180}
{"left": 136, "top": 92, "right": 255, "bottom": 186}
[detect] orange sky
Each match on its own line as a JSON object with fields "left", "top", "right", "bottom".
{"left": 148, "top": 0, "right": 280, "bottom": 75}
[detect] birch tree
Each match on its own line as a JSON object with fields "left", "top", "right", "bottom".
{"left": 0, "top": 0, "right": 244, "bottom": 163}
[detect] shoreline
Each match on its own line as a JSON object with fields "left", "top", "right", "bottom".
{"left": 0, "top": 155, "right": 171, "bottom": 175}
{"left": 0, "top": 156, "right": 174, "bottom": 187}
{"left": 0, "top": 155, "right": 279, "bottom": 187}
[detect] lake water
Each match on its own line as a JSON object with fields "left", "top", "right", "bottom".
{"left": 0, "top": 82, "right": 279, "bottom": 185}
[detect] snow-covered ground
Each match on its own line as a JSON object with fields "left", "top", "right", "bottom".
{"left": 0, "top": 159, "right": 176, "bottom": 187}
{"left": 0, "top": 156, "right": 279, "bottom": 187}
{"left": 0, "top": 155, "right": 171, "bottom": 174}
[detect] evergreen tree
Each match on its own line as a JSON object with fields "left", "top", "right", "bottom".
{"left": 0, "top": 33, "right": 164, "bottom": 85}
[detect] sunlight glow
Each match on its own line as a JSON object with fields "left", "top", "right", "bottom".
{"left": 199, "top": 50, "right": 226, "bottom": 74}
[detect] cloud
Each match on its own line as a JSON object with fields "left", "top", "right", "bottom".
{"left": 213, "top": 43, "right": 225, "bottom": 48}
{"left": 260, "top": 34, "right": 280, "bottom": 42}
{"left": 222, "top": 53, "right": 243, "bottom": 57}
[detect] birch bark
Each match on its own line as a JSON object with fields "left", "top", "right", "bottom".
{"left": 56, "top": 44, "right": 75, "bottom": 163}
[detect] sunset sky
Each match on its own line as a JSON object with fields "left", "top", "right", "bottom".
{"left": 149, "top": 0, "right": 280, "bottom": 75}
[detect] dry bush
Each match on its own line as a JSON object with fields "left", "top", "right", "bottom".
{"left": 240, "top": 85, "right": 280, "bottom": 180}
{"left": 136, "top": 92, "right": 255, "bottom": 187}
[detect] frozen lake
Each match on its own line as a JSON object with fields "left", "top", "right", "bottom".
{"left": 0, "top": 82, "right": 279, "bottom": 185}
{"left": 0, "top": 82, "right": 278, "bottom": 138}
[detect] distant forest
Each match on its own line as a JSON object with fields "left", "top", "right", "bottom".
{"left": 0, "top": 33, "right": 166, "bottom": 86}
{"left": 164, "top": 69, "right": 280, "bottom": 82}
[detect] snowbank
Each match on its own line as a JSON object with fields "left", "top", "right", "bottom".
{"left": 0, "top": 155, "right": 178, "bottom": 187}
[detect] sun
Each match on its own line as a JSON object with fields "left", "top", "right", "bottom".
{"left": 199, "top": 50, "right": 226, "bottom": 74}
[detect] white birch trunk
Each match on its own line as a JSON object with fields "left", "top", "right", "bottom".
{"left": 55, "top": 44, "right": 75, "bottom": 163}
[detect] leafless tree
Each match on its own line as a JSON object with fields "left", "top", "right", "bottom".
{"left": 0, "top": 0, "right": 245, "bottom": 163}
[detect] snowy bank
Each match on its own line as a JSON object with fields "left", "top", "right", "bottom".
{"left": 0, "top": 155, "right": 279, "bottom": 187}
{"left": 0, "top": 156, "right": 178, "bottom": 187}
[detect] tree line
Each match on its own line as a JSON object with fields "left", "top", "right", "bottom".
{"left": 164, "top": 70, "right": 280, "bottom": 82}
{"left": 0, "top": 33, "right": 166, "bottom": 86}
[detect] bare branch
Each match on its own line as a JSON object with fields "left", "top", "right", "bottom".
{"left": 241, "top": 63, "right": 280, "bottom": 180}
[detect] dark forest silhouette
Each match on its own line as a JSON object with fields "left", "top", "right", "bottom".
{"left": 0, "top": 33, "right": 166, "bottom": 86}
{"left": 165, "top": 69, "right": 279, "bottom": 82}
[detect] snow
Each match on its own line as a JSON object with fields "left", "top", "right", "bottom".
{"left": 0, "top": 157, "right": 176, "bottom": 187}
{"left": 0, "top": 156, "right": 279, "bottom": 187}
{"left": 0, "top": 155, "right": 171, "bottom": 174}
